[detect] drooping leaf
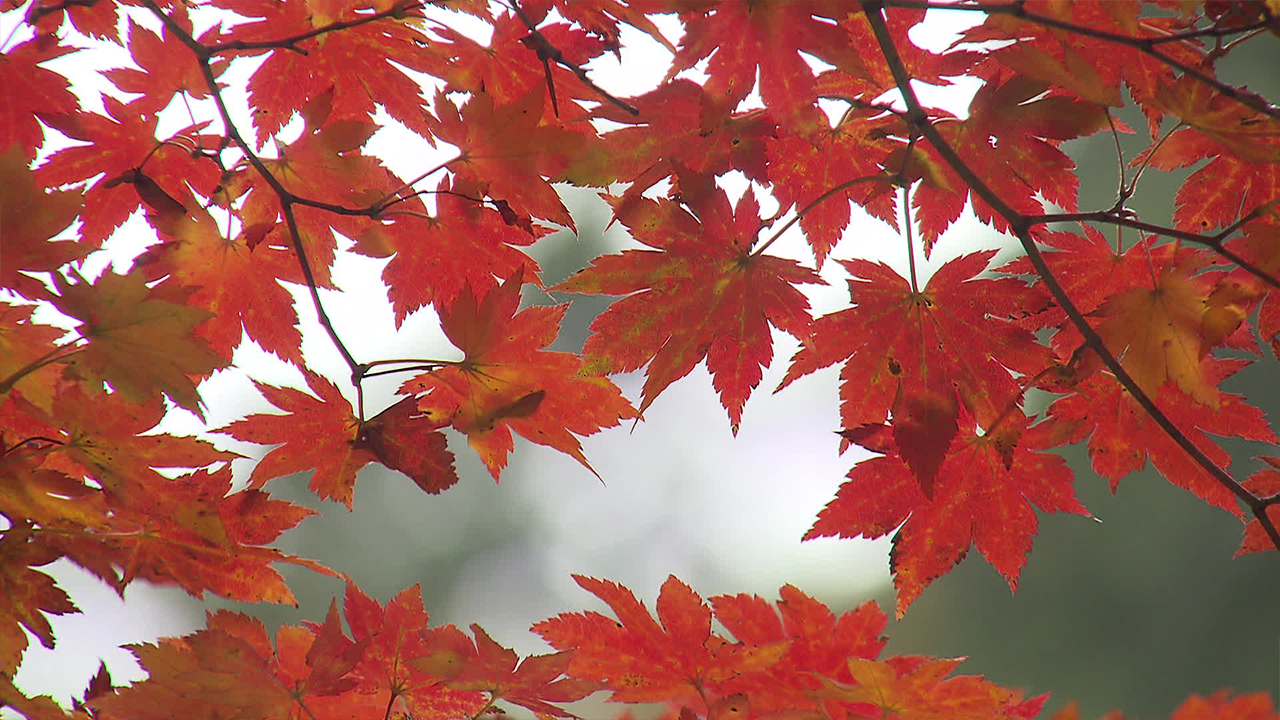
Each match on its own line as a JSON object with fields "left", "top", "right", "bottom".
{"left": 805, "top": 413, "right": 1090, "bottom": 615}
{"left": 219, "top": 369, "right": 457, "bottom": 507}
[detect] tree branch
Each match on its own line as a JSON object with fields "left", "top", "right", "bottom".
{"left": 863, "top": 0, "right": 1280, "bottom": 552}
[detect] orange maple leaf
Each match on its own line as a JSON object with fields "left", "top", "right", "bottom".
{"left": 0, "top": 145, "right": 87, "bottom": 301}
{"left": 1094, "top": 258, "right": 1219, "bottom": 408}
{"left": 142, "top": 205, "right": 304, "bottom": 365}
{"left": 219, "top": 370, "right": 458, "bottom": 507}
{"left": 401, "top": 271, "right": 637, "bottom": 480}
{"left": 341, "top": 580, "right": 486, "bottom": 718}
{"left": 812, "top": 656, "right": 1045, "bottom": 720}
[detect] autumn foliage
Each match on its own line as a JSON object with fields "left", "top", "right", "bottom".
{"left": 2, "top": 0, "right": 1280, "bottom": 718}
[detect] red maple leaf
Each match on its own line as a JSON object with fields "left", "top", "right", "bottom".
{"left": 554, "top": 188, "right": 822, "bottom": 433}
{"left": 341, "top": 580, "right": 487, "bottom": 718}
{"left": 805, "top": 413, "right": 1090, "bottom": 615}
{"left": 0, "top": 35, "right": 79, "bottom": 160}
{"left": 0, "top": 523, "right": 78, "bottom": 675}
{"left": 911, "top": 70, "right": 1116, "bottom": 248}
{"left": 351, "top": 175, "right": 547, "bottom": 325}
{"left": 669, "top": 2, "right": 869, "bottom": 127}
{"left": 58, "top": 466, "right": 332, "bottom": 605}
{"left": 102, "top": 13, "right": 229, "bottom": 115}
{"left": 708, "top": 587, "right": 886, "bottom": 717}
{"left": 588, "top": 80, "right": 776, "bottom": 206}
{"left": 781, "top": 251, "right": 1051, "bottom": 495}
{"left": 401, "top": 271, "right": 637, "bottom": 479}
{"left": 48, "top": 384, "right": 237, "bottom": 515}
{"left": 211, "top": 0, "right": 438, "bottom": 144}
{"left": 426, "top": 87, "right": 590, "bottom": 229}
{"left": 91, "top": 608, "right": 373, "bottom": 720}
{"left": 533, "top": 575, "right": 784, "bottom": 704}
{"left": 219, "top": 369, "right": 458, "bottom": 507}
{"left": 811, "top": 656, "right": 1046, "bottom": 720}
{"left": 767, "top": 106, "right": 900, "bottom": 267}
{"left": 1238, "top": 457, "right": 1280, "bottom": 556}
{"left": 1045, "top": 359, "right": 1275, "bottom": 516}
{"left": 141, "top": 205, "right": 305, "bottom": 365}
{"left": 37, "top": 97, "right": 220, "bottom": 246}
{"left": 428, "top": 624, "right": 599, "bottom": 718}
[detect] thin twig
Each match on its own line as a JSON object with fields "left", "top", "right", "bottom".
{"left": 140, "top": 0, "right": 361, "bottom": 377}
{"left": 505, "top": 0, "right": 639, "bottom": 116}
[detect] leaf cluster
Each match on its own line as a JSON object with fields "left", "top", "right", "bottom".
{"left": 2, "top": 0, "right": 1279, "bottom": 718}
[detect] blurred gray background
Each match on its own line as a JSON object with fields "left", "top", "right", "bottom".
{"left": 11, "top": 9, "right": 1279, "bottom": 720}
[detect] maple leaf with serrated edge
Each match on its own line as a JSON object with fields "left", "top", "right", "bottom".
{"left": 910, "top": 69, "right": 1115, "bottom": 251}
{"left": 211, "top": 0, "right": 439, "bottom": 145}
{"left": 1238, "top": 457, "right": 1280, "bottom": 556}
{"left": 1094, "top": 256, "right": 1220, "bottom": 408}
{"left": 48, "top": 384, "right": 237, "bottom": 517}
{"left": 0, "top": 523, "right": 78, "bottom": 675}
{"left": 426, "top": 87, "right": 586, "bottom": 229}
{"left": 811, "top": 656, "right": 1046, "bottom": 720}
{"left": 141, "top": 204, "right": 304, "bottom": 365}
{"left": 219, "top": 369, "right": 458, "bottom": 507}
{"left": 708, "top": 588, "right": 886, "bottom": 717}
{"left": 999, "top": 228, "right": 1202, "bottom": 326}
{"left": 1044, "top": 359, "right": 1274, "bottom": 516}
{"left": 90, "top": 608, "right": 375, "bottom": 720}
{"left": 424, "top": 624, "right": 599, "bottom": 718}
{"left": 780, "top": 251, "right": 1051, "bottom": 495}
{"left": 767, "top": 106, "right": 900, "bottom": 267}
{"left": 49, "top": 267, "right": 226, "bottom": 418}
{"left": 0, "top": 145, "right": 87, "bottom": 301}
{"left": 533, "top": 575, "right": 786, "bottom": 705}
{"left": 0, "top": 35, "right": 79, "bottom": 160}
{"left": 36, "top": 97, "right": 220, "bottom": 246}
{"left": 668, "top": 1, "right": 869, "bottom": 128}
{"left": 585, "top": 80, "right": 776, "bottom": 205}
{"left": 554, "top": 188, "right": 822, "bottom": 433}
{"left": 401, "top": 271, "right": 637, "bottom": 480}
{"left": 102, "top": 14, "right": 229, "bottom": 115}
{"left": 805, "top": 412, "right": 1089, "bottom": 616}
{"left": 351, "top": 175, "right": 547, "bottom": 325}
{"left": 1132, "top": 111, "right": 1280, "bottom": 232}
{"left": 48, "top": 465, "right": 332, "bottom": 605}
{"left": 341, "top": 580, "right": 487, "bottom": 718}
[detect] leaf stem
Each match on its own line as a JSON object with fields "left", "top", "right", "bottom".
{"left": 752, "top": 175, "right": 889, "bottom": 257}
{"left": 0, "top": 344, "right": 84, "bottom": 395}
{"left": 902, "top": 184, "right": 919, "bottom": 294}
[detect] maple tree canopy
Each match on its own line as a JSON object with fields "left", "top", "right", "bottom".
{"left": 1, "top": 0, "right": 1279, "bottom": 718}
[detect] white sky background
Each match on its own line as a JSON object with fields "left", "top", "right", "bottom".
{"left": 2, "top": 2, "right": 993, "bottom": 708}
